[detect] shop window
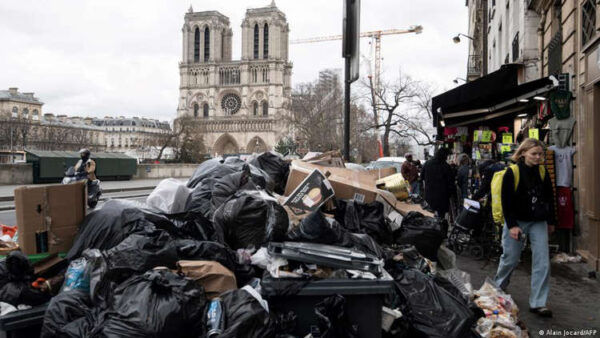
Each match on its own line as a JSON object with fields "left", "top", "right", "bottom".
{"left": 582, "top": 0, "right": 596, "bottom": 47}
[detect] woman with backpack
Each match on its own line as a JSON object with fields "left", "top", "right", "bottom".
{"left": 494, "top": 138, "right": 556, "bottom": 317}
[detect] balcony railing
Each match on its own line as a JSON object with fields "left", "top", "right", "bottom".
{"left": 192, "top": 116, "right": 275, "bottom": 133}
{"left": 467, "top": 54, "right": 482, "bottom": 77}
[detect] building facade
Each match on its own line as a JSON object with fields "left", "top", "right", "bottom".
{"left": 176, "top": 2, "right": 293, "bottom": 156}
{"left": 487, "top": 0, "right": 542, "bottom": 82}
{"left": 529, "top": 0, "right": 600, "bottom": 272}
{"left": 466, "top": 0, "right": 489, "bottom": 81}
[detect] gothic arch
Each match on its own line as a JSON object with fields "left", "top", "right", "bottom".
{"left": 247, "top": 136, "right": 267, "bottom": 154}
{"left": 213, "top": 133, "right": 240, "bottom": 155}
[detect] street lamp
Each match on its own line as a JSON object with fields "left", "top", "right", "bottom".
{"left": 453, "top": 77, "right": 467, "bottom": 84}
{"left": 452, "top": 33, "right": 474, "bottom": 44}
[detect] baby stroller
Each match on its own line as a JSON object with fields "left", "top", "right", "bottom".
{"left": 448, "top": 199, "right": 502, "bottom": 260}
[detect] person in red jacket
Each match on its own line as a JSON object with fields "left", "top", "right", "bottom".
{"left": 401, "top": 153, "right": 420, "bottom": 195}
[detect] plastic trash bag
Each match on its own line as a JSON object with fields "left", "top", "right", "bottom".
{"left": 99, "top": 270, "right": 207, "bottom": 338}
{"left": 66, "top": 199, "right": 152, "bottom": 260}
{"left": 186, "top": 177, "right": 218, "bottom": 219}
{"left": 248, "top": 151, "right": 290, "bottom": 195}
{"left": 391, "top": 269, "right": 478, "bottom": 338}
{"left": 41, "top": 290, "right": 96, "bottom": 338}
{"left": 314, "top": 294, "right": 359, "bottom": 338}
{"left": 388, "top": 244, "right": 431, "bottom": 273}
{"left": 213, "top": 190, "right": 289, "bottom": 250}
{"left": 146, "top": 178, "right": 191, "bottom": 214}
{"left": 0, "top": 251, "right": 50, "bottom": 307}
{"left": 61, "top": 257, "right": 91, "bottom": 293}
{"left": 187, "top": 157, "right": 272, "bottom": 191}
{"left": 394, "top": 211, "right": 444, "bottom": 261}
{"left": 217, "top": 288, "right": 276, "bottom": 338}
{"left": 335, "top": 200, "right": 392, "bottom": 244}
{"left": 287, "top": 211, "right": 384, "bottom": 258}
{"left": 210, "top": 165, "right": 264, "bottom": 216}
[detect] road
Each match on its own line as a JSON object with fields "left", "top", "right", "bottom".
{"left": 0, "top": 192, "right": 151, "bottom": 227}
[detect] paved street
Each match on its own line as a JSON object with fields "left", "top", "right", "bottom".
{"left": 458, "top": 253, "right": 600, "bottom": 337}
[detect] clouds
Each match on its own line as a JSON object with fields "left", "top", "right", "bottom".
{"left": 0, "top": 0, "right": 468, "bottom": 120}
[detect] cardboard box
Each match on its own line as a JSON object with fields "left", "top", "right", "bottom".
{"left": 366, "top": 167, "right": 397, "bottom": 180}
{"left": 14, "top": 182, "right": 86, "bottom": 255}
{"left": 285, "top": 160, "right": 398, "bottom": 208}
{"left": 302, "top": 151, "right": 345, "bottom": 167}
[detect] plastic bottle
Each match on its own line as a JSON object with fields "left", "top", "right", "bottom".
{"left": 207, "top": 297, "right": 224, "bottom": 337}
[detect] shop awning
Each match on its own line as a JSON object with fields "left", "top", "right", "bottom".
{"left": 432, "top": 64, "right": 558, "bottom": 128}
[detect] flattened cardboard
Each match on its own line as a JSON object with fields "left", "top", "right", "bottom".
{"left": 285, "top": 160, "right": 399, "bottom": 209}
{"left": 283, "top": 169, "right": 335, "bottom": 214}
{"left": 14, "top": 182, "right": 86, "bottom": 255}
{"left": 366, "top": 167, "right": 397, "bottom": 180}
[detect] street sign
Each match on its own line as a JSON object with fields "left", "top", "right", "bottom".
{"left": 343, "top": 0, "right": 360, "bottom": 82}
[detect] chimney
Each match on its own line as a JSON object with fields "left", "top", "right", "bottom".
{"left": 23, "top": 92, "right": 34, "bottom": 99}
{"left": 8, "top": 88, "right": 18, "bottom": 95}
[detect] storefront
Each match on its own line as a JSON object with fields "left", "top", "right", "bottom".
{"left": 431, "top": 64, "right": 585, "bottom": 256}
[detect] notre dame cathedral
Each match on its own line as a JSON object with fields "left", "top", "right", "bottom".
{"left": 177, "top": 1, "right": 293, "bottom": 156}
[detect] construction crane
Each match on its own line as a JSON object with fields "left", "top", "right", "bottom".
{"left": 291, "top": 26, "right": 423, "bottom": 94}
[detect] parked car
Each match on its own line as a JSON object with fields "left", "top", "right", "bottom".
{"left": 366, "top": 157, "right": 406, "bottom": 173}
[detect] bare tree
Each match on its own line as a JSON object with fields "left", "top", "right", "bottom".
{"left": 391, "top": 82, "right": 437, "bottom": 147}
{"left": 171, "top": 116, "right": 206, "bottom": 163}
{"left": 360, "top": 71, "right": 419, "bottom": 156}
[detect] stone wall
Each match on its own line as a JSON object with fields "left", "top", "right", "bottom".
{"left": 133, "top": 163, "right": 198, "bottom": 179}
{"left": 0, "top": 164, "right": 33, "bottom": 185}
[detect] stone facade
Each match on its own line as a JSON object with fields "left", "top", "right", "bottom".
{"left": 0, "top": 87, "right": 43, "bottom": 121}
{"left": 466, "top": 0, "right": 488, "bottom": 81}
{"left": 487, "top": 0, "right": 542, "bottom": 82}
{"left": 176, "top": 2, "right": 293, "bottom": 156}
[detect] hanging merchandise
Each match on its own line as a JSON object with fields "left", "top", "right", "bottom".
{"left": 456, "top": 127, "right": 468, "bottom": 136}
{"left": 548, "top": 116, "right": 576, "bottom": 148}
{"left": 538, "top": 101, "right": 552, "bottom": 121}
{"left": 529, "top": 128, "right": 539, "bottom": 140}
{"left": 548, "top": 146, "right": 576, "bottom": 187}
{"left": 501, "top": 133, "right": 513, "bottom": 144}
{"left": 444, "top": 127, "right": 458, "bottom": 136}
{"left": 481, "top": 130, "right": 493, "bottom": 143}
{"left": 549, "top": 90, "right": 573, "bottom": 120}
{"left": 557, "top": 187, "right": 574, "bottom": 229}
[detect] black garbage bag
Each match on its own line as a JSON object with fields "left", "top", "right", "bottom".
{"left": 335, "top": 200, "right": 392, "bottom": 244}
{"left": 187, "top": 157, "right": 273, "bottom": 191}
{"left": 314, "top": 294, "right": 359, "bottom": 338}
{"left": 213, "top": 190, "right": 289, "bottom": 250}
{"left": 248, "top": 151, "right": 290, "bottom": 195}
{"left": 41, "top": 290, "right": 97, "bottom": 338}
{"left": 386, "top": 244, "right": 430, "bottom": 273}
{"left": 391, "top": 269, "right": 477, "bottom": 338}
{"left": 210, "top": 165, "right": 264, "bottom": 216}
{"left": 394, "top": 212, "right": 444, "bottom": 261}
{"left": 99, "top": 270, "right": 207, "bottom": 338}
{"left": 103, "top": 228, "right": 179, "bottom": 280}
{"left": 218, "top": 288, "right": 275, "bottom": 338}
{"left": 166, "top": 210, "right": 221, "bottom": 242}
{"left": 288, "top": 211, "right": 384, "bottom": 258}
{"left": 0, "top": 251, "right": 51, "bottom": 306}
{"left": 186, "top": 177, "right": 218, "bottom": 219}
{"left": 66, "top": 199, "right": 152, "bottom": 260}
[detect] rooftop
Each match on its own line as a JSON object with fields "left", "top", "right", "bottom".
{"left": 0, "top": 88, "right": 43, "bottom": 105}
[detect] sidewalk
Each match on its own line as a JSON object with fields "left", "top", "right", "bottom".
{"left": 457, "top": 253, "right": 600, "bottom": 337}
{"left": 0, "top": 178, "right": 186, "bottom": 201}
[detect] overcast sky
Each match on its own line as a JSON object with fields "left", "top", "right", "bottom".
{"left": 0, "top": 0, "right": 468, "bottom": 121}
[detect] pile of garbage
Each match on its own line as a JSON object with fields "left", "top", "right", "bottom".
{"left": 0, "top": 151, "right": 528, "bottom": 337}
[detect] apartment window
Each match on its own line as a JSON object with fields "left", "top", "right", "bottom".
{"left": 512, "top": 32, "right": 519, "bottom": 62}
{"left": 504, "top": 54, "right": 509, "bottom": 64}
{"left": 12, "top": 107, "right": 17, "bottom": 118}
{"left": 582, "top": 0, "right": 596, "bottom": 46}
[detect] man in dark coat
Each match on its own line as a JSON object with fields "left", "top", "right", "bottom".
{"left": 421, "top": 148, "right": 455, "bottom": 217}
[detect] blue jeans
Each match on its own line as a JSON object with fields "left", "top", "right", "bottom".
{"left": 494, "top": 220, "right": 550, "bottom": 308}
{"left": 410, "top": 181, "right": 420, "bottom": 195}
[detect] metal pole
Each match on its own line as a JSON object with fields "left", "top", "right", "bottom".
{"left": 344, "top": 56, "right": 351, "bottom": 161}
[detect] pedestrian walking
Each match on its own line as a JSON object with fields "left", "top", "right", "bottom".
{"left": 401, "top": 153, "right": 420, "bottom": 195}
{"left": 421, "top": 147, "right": 454, "bottom": 218}
{"left": 494, "top": 138, "right": 555, "bottom": 317}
